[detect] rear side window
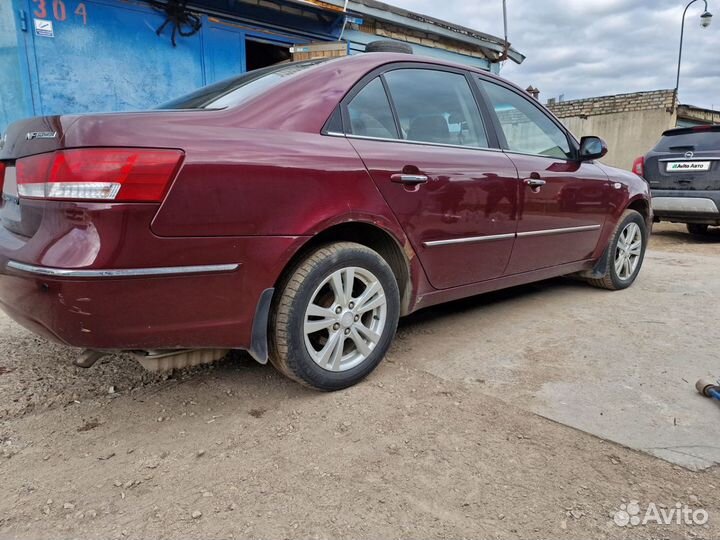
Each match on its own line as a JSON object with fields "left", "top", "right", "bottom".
{"left": 158, "top": 60, "right": 325, "bottom": 110}
{"left": 654, "top": 131, "right": 720, "bottom": 152}
{"left": 481, "top": 80, "right": 572, "bottom": 159}
{"left": 384, "top": 69, "right": 489, "bottom": 148}
{"left": 346, "top": 78, "right": 399, "bottom": 140}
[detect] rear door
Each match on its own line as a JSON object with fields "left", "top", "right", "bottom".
{"left": 341, "top": 66, "right": 520, "bottom": 290}
{"left": 478, "top": 79, "right": 611, "bottom": 274}
{"left": 644, "top": 128, "right": 720, "bottom": 191}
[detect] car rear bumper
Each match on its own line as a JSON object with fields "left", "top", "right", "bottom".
{"left": 0, "top": 261, "right": 244, "bottom": 350}
{"left": 650, "top": 189, "right": 720, "bottom": 225}
{"left": 0, "top": 201, "right": 303, "bottom": 351}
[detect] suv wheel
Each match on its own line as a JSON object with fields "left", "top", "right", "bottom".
{"left": 687, "top": 223, "right": 709, "bottom": 235}
{"left": 269, "top": 242, "right": 400, "bottom": 391}
{"left": 587, "top": 209, "right": 647, "bottom": 290}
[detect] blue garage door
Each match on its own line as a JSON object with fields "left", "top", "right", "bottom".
{"left": 17, "top": 0, "right": 306, "bottom": 115}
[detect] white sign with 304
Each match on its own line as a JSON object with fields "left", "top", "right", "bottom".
{"left": 666, "top": 161, "right": 711, "bottom": 172}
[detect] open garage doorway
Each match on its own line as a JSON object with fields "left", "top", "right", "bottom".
{"left": 245, "top": 38, "right": 291, "bottom": 71}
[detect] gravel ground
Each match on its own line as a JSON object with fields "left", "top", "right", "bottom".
{"left": 0, "top": 223, "right": 719, "bottom": 539}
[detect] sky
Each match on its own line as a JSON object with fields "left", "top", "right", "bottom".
{"left": 388, "top": 0, "right": 719, "bottom": 110}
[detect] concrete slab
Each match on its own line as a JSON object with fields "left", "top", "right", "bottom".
{"left": 395, "top": 227, "right": 720, "bottom": 470}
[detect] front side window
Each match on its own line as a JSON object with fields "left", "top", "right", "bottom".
{"left": 346, "top": 78, "right": 399, "bottom": 140}
{"left": 481, "top": 80, "right": 572, "bottom": 159}
{"left": 384, "top": 69, "right": 488, "bottom": 148}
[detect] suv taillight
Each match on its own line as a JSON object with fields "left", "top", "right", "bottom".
{"left": 16, "top": 148, "right": 184, "bottom": 202}
{"left": 632, "top": 156, "right": 645, "bottom": 177}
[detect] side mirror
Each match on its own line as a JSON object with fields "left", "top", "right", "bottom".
{"left": 579, "top": 136, "right": 608, "bottom": 161}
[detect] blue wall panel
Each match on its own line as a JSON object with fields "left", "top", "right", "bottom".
{"left": 0, "top": 2, "right": 29, "bottom": 133}
{"left": 21, "top": 0, "right": 206, "bottom": 114}
{"left": 204, "top": 22, "right": 246, "bottom": 84}
{"left": 2, "top": 0, "right": 314, "bottom": 131}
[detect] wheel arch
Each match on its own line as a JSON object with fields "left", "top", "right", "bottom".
{"left": 275, "top": 221, "right": 415, "bottom": 316}
{"left": 627, "top": 197, "right": 650, "bottom": 218}
{"left": 626, "top": 196, "right": 652, "bottom": 228}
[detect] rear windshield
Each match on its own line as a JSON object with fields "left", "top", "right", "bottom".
{"left": 158, "top": 59, "right": 326, "bottom": 110}
{"left": 654, "top": 130, "right": 720, "bottom": 152}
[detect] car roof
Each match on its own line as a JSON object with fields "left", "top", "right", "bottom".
{"left": 230, "top": 52, "right": 523, "bottom": 134}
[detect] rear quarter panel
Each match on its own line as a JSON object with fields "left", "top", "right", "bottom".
{"left": 150, "top": 130, "right": 402, "bottom": 238}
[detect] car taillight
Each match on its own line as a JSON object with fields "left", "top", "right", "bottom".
{"left": 15, "top": 148, "right": 184, "bottom": 202}
{"left": 0, "top": 162, "right": 5, "bottom": 194}
{"left": 632, "top": 156, "right": 645, "bottom": 177}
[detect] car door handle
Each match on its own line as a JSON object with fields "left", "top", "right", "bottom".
{"left": 391, "top": 173, "right": 429, "bottom": 185}
{"left": 523, "top": 178, "right": 547, "bottom": 188}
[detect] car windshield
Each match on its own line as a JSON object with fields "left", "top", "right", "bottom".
{"left": 157, "top": 59, "right": 327, "bottom": 110}
{"left": 654, "top": 128, "right": 720, "bottom": 152}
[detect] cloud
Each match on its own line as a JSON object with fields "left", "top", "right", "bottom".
{"left": 389, "top": 0, "right": 720, "bottom": 110}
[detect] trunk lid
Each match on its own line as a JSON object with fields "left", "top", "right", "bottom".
{"left": 0, "top": 111, "right": 194, "bottom": 239}
{"left": 0, "top": 115, "right": 74, "bottom": 161}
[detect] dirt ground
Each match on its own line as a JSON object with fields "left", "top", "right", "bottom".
{"left": 1, "top": 223, "right": 719, "bottom": 539}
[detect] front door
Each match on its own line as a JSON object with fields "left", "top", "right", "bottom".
{"left": 343, "top": 69, "right": 519, "bottom": 290}
{"left": 479, "top": 79, "right": 611, "bottom": 274}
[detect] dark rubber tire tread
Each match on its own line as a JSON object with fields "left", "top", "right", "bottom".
{"left": 587, "top": 209, "right": 647, "bottom": 291}
{"left": 269, "top": 242, "right": 400, "bottom": 391}
{"left": 364, "top": 40, "right": 414, "bottom": 54}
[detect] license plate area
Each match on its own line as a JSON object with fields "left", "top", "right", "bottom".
{"left": 2, "top": 166, "right": 18, "bottom": 197}
{"left": 1, "top": 166, "right": 22, "bottom": 223}
{"left": 666, "top": 161, "right": 711, "bottom": 172}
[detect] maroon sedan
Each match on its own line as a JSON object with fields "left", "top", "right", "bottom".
{"left": 0, "top": 52, "right": 651, "bottom": 390}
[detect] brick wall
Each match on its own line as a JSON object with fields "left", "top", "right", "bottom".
{"left": 543, "top": 90, "right": 678, "bottom": 170}
{"left": 357, "top": 19, "right": 490, "bottom": 59}
{"left": 547, "top": 90, "right": 676, "bottom": 119}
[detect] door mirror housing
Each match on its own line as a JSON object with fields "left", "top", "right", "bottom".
{"left": 579, "top": 136, "right": 608, "bottom": 161}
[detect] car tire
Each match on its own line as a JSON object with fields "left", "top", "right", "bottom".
{"left": 687, "top": 223, "right": 709, "bottom": 235}
{"left": 364, "top": 40, "right": 414, "bottom": 54}
{"left": 587, "top": 209, "right": 647, "bottom": 291}
{"left": 269, "top": 242, "right": 400, "bottom": 391}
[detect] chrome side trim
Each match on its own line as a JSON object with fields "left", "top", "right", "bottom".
{"left": 516, "top": 224, "right": 601, "bottom": 238}
{"left": 423, "top": 233, "right": 515, "bottom": 247}
{"left": 6, "top": 261, "right": 239, "bottom": 278}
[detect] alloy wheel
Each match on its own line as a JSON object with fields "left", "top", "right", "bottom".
{"left": 303, "top": 267, "right": 388, "bottom": 372}
{"left": 614, "top": 222, "right": 642, "bottom": 280}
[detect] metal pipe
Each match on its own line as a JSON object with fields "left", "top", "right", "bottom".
{"left": 339, "top": 0, "right": 350, "bottom": 41}
{"left": 696, "top": 378, "right": 720, "bottom": 400}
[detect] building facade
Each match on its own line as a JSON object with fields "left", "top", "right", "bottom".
{"left": 0, "top": 0, "right": 523, "bottom": 132}
{"left": 546, "top": 90, "right": 720, "bottom": 170}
